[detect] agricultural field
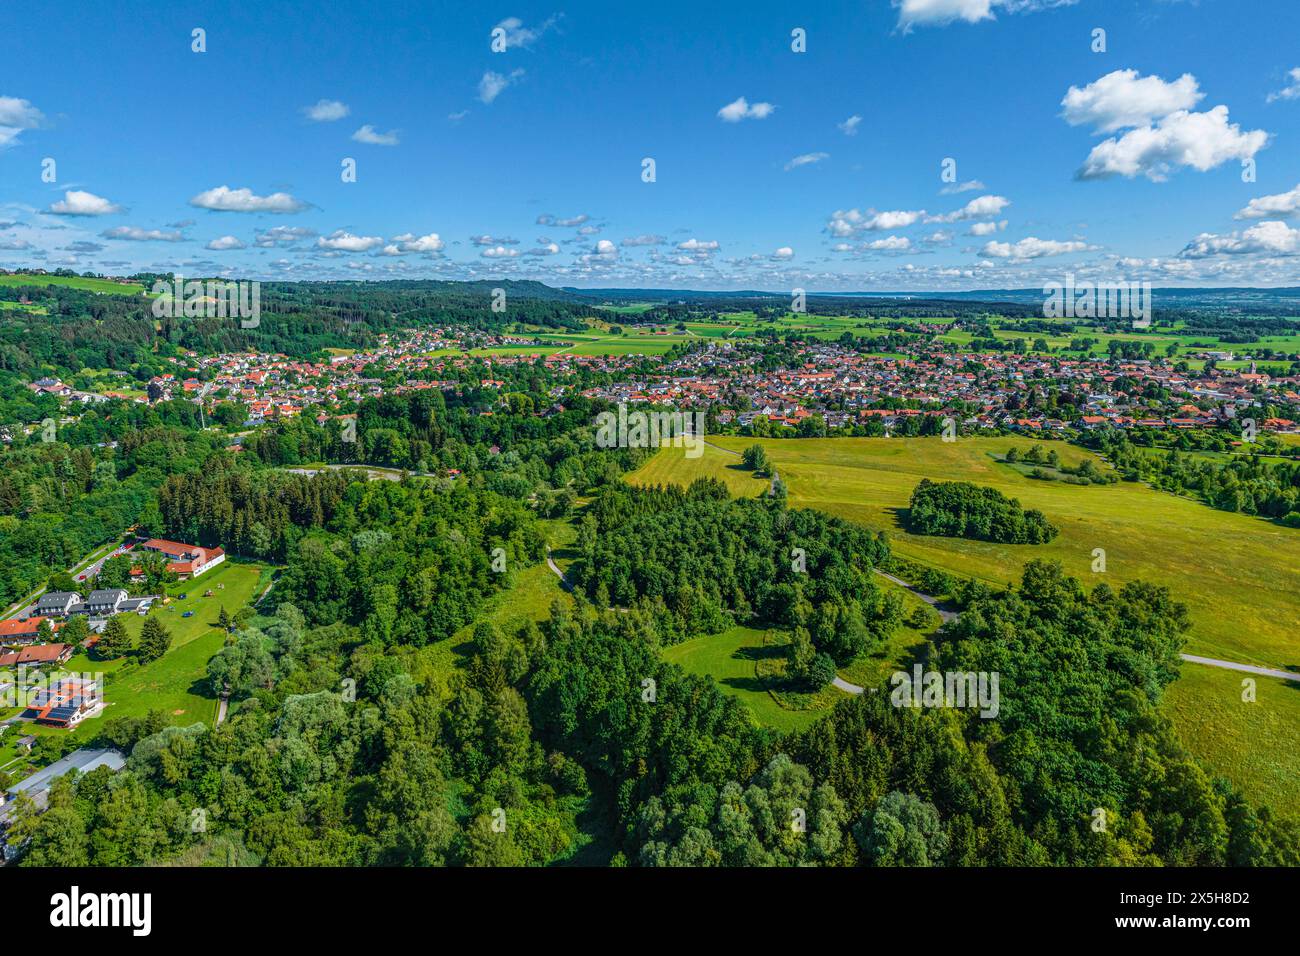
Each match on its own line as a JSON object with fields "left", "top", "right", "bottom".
{"left": 0, "top": 273, "right": 146, "bottom": 295}
{"left": 629, "top": 434, "right": 1300, "bottom": 815}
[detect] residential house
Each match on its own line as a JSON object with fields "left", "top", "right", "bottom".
{"left": 34, "top": 592, "right": 80, "bottom": 617}
{"left": 85, "top": 589, "right": 128, "bottom": 616}
{"left": 135, "top": 539, "right": 226, "bottom": 579}
{"left": 0, "top": 617, "right": 59, "bottom": 645}
{"left": 0, "top": 644, "right": 74, "bottom": 668}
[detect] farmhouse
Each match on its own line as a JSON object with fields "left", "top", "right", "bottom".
{"left": 134, "top": 538, "right": 226, "bottom": 579}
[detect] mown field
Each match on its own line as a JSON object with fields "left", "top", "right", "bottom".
{"left": 629, "top": 435, "right": 1300, "bottom": 815}
{"left": 0, "top": 273, "right": 146, "bottom": 295}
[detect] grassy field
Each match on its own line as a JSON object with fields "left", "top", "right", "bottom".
{"left": 0, "top": 273, "right": 146, "bottom": 295}
{"left": 663, "top": 626, "right": 827, "bottom": 733}
{"left": 1164, "top": 664, "right": 1300, "bottom": 815}
{"left": 408, "top": 520, "right": 576, "bottom": 689}
{"left": 629, "top": 435, "right": 1300, "bottom": 814}
{"left": 631, "top": 435, "right": 1300, "bottom": 669}
{"left": 0, "top": 561, "right": 267, "bottom": 777}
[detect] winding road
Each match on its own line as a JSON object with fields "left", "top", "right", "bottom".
{"left": 1179, "top": 654, "right": 1300, "bottom": 684}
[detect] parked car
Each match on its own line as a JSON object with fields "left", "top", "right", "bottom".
{"left": 182, "top": 611, "right": 194, "bottom": 618}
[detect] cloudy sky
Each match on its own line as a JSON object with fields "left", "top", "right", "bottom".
{"left": 2, "top": 0, "right": 1300, "bottom": 290}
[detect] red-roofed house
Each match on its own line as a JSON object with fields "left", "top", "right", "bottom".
{"left": 0, "top": 617, "right": 60, "bottom": 645}
{"left": 135, "top": 539, "right": 226, "bottom": 579}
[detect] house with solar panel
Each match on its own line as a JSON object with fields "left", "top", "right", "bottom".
{"left": 15, "top": 674, "right": 104, "bottom": 729}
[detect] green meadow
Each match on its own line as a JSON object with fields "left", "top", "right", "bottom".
{"left": 662, "top": 626, "right": 825, "bottom": 734}
{"left": 629, "top": 435, "right": 1300, "bottom": 814}
{"left": 0, "top": 561, "right": 267, "bottom": 776}
{"left": 0, "top": 273, "right": 146, "bottom": 295}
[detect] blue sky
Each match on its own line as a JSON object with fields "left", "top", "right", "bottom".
{"left": 3, "top": 0, "right": 1300, "bottom": 290}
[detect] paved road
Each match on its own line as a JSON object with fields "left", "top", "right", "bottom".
{"left": 285, "top": 465, "right": 405, "bottom": 482}
{"left": 874, "top": 569, "right": 959, "bottom": 624}
{"left": 545, "top": 551, "right": 575, "bottom": 593}
{"left": 1180, "top": 654, "right": 1300, "bottom": 684}
{"left": 833, "top": 571, "right": 956, "bottom": 695}
{"left": 3, "top": 542, "right": 133, "bottom": 620}
{"left": 216, "top": 694, "right": 229, "bottom": 724}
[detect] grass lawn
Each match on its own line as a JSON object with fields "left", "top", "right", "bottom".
{"left": 0, "top": 561, "right": 267, "bottom": 772}
{"left": 1164, "top": 663, "right": 1300, "bottom": 817}
{"left": 631, "top": 435, "right": 1300, "bottom": 671}
{"left": 408, "top": 520, "right": 576, "bottom": 689}
{"left": 662, "top": 626, "right": 827, "bottom": 734}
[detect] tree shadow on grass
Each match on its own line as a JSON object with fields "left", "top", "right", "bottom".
{"left": 884, "top": 506, "right": 911, "bottom": 531}
{"left": 721, "top": 674, "right": 773, "bottom": 694}
{"left": 734, "top": 643, "right": 786, "bottom": 662}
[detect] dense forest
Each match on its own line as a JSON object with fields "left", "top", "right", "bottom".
{"left": 13, "top": 553, "right": 1297, "bottom": 866}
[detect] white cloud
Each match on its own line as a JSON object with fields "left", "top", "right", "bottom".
{"left": 101, "top": 226, "right": 184, "bottom": 242}
{"left": 1077, "top": 106, "right": 1269, "bottom": 181}
{"left": 621, "top": 234, "right": 665, "bottom": 247}
{"left": 479, "top": 69, "right": 524, "bottom": 104}
{"left": 894, "top": 0, "right": 1075, "bottom": 31}
{"left": 390, "top": 232, "right": 445, "bottom": 253}
{"left": 448, "top": 110, "right": 469, "bottom": 122}
{"left": 317, "top": 230, "right": 384, "bottom": 252}
{"left": 1267, "top": 67, "right": 1300, "bottom": 104}
{"left": 784, "top": 152, "right": 829, "bottom": 171}
{"left": 49, "top": 190, "right": 122, "bottom": 216}
{"left": 481, "top": 245, "right": 519, "bottom": 258}
{"left": 771, "top": 246, "right": 794, "bottom": 260}
{"left": 206, "top": 235, "right": 246, "bottom": 250}
{"left": 927, "top": 194, "right": 1010, "bottom": 223}
{"left": 255, "top": 226, "right": 314, "bottom": 246}
{"left": 717, "top": 97, "right": 776, "bottom": 122}
{"left": 352, "top": 124, "right": 400, "bottom": 146}
{"left": 1179, "top": 220, "right": 1300, "bottom": 258}
{"left": 190, "top": 185, "right": 307, "bottom": 213}
{"left": 0, "top": 95, "right": 44, "bottom": 128}
{"left": 524, "top": 243, "right": 560, "bottom": 256}
{"left": 470, "top": 234, "right": 518, "bottom": 246}
{"left": 981, "top": 236, "right": 1089, "bottom": 259}
{"left": 491, "top": 16, "right": 560, "bottom": 50}
{"left": 865, "top": 235, "right": 912, "bottom": 252}
{"left": 677, "top": 238, "right": 720, "bottom": 252}
{"left": 302, "top": 99, "right": 349, "bottom": 122}
{"left": 1061, "top": 70, "right": 1202, "bottom": 132}
{"left": 939, "top": 179, "right": 985, "bottom": 195}
{"left": 537, "top": 213, "right": 589, "bottom": 227}
{"left": 0, "top": 95, "right": 44, "bottom": 148}
{"left": 838, "top": 115, "right": 862, "bottom": 136}
{"left": 967, "top": 220, "right": 1007, "bottom": 236}
{"left": 1236, "top": 184, "right": 1300, "bottom": 220}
